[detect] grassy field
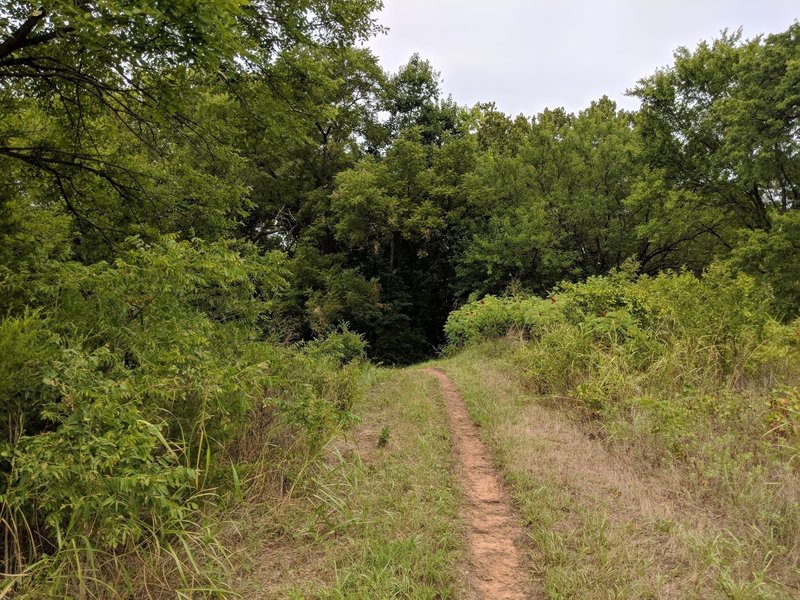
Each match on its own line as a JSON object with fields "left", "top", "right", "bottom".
{"left": 231, "top": 368, "right": 469, "bottom": 598}
{"left": 439, "top": 341, "right": 800, "bottom": 599}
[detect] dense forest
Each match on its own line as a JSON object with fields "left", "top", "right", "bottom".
{"left": 0, "top": 1, "right": 798, "bottom": 597}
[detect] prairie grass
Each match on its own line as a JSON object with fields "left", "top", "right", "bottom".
{"left": 439, "top": 341, "right": 800, "bottom": 598}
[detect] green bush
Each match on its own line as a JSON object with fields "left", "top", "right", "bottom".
{"left": 444, "top": 294, "right": 560, "bottom": 348}
{"left": 446, "top": 265, "right": 798, "bottom": 431}
{"left": 449, "top": 264, "right": 782, "bottom": 373}
{"left": 0, "top": 237, "right": 365, "bottom": 597}
{"left": 303, "top": 324, "right": 368, "bottom": 366}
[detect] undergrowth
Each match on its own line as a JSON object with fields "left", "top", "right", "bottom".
{"left": 0, "top": 237, "right": 366, "bottom": 598}
{"left": 444, "top": 264, "right": 800, "bottom": 595}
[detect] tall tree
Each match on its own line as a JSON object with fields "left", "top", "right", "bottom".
{"left": 0, "top": 1, "right": 383, "bottom": 256}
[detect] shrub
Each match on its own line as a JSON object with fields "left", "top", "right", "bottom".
{"left": 444, "top": 294, "right": 560, "bottom": 348}
{"left": 0, "top": 237, "right": 365, "bottom": 597}
{"left": 303, "top": 325, "right": 368, "bottom": 366}
{"left": 446, "top": 265, "right": 799, "bottom": 444}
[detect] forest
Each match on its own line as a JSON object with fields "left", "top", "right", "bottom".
{"left": 0, "top": 1, "right": 798, "bottom": 597}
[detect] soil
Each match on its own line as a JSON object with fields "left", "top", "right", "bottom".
{"left": 424, "top": 368, "right": 536, "bottom": 599}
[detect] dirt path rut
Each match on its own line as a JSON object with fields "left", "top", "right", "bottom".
{"left": 424, "top": 368, "right": 533, "bottom": 599}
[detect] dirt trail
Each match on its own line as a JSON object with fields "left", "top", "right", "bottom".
{"left": 424, "top": 368, "right": 534, "bottom": 599}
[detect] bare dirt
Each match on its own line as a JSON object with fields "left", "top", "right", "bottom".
{"left": 424, "top": 368, "right": 536, "bottom": 599}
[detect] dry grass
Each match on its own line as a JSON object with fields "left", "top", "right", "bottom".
{"left": 439, "top": 342, "right": 800, "bottom": 599}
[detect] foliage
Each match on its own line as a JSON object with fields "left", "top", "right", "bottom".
{"left": 448, "top": 264, "right": 787, "bottom": 370}
{"left": 0, "top": 0, "right": 384, "bottom": 255}
{"left": 632, "top": 24, "right": 799, "bottom": 236}
{"left": 250, "top": 23, "right": 798, "bottom": 362}
{"left": 443, "top": 269, "right": 800, "bottom": 594}
{"left": 0, "top": 238, "right": 365, "bottom": 597}
{"left": 725, "top": 210, "right": 800, "bottom": 319}
{"left": 1, "top": 4, "right": 798, "bottom": 595}
{"left": 303, "top": 324, "right": 368, "bottom": 367}
{"left": 446, "top": 266, "right": 798, "bottom": 438}
{"left": 444, "top": 294, "right": 560, "bottom": 349}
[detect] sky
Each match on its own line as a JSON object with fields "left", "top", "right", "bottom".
{"left": 367, "top": 0, "right": 798, "bottom": 116}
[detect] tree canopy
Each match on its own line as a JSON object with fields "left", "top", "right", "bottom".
{"left": 2, "top": 11, "right": 798, "bottom": 358}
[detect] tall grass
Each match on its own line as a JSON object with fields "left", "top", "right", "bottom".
{"left": 229, "top": 369, "right": 467, "bottom": 598}
{"left": 444, "top": 264, "right": 800, "bottom": 593}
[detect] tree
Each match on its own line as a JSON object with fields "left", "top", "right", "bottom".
{"left": 237, "top": 45, "right": 385, "bottom": 251}
{"left": 380, "top": 53, "right": 461, "bottom": 147}
{"left": 0, "top": 1, "right": 383, "bottom": 255}
{"left": 726, "top": 210, "right": 800, "bottom": 318}
{"left": 632, "top": 25, "right": 799, "bottom": 238}
{"left": 457, "top": 98, "right": 645, "bottom": 296}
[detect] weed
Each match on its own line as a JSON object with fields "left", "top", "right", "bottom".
{"left": 377, "top": 425, "right": 390, "bottom": 448}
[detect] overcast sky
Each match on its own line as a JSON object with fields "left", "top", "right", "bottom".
{"left": 367, "top": 0, "right": 798, "bottom": 116}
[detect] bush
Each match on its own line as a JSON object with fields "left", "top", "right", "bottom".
{"left": 303, "top": 325, "right": 368, "bottom": 366}
{"left": 444, "top": 294, "right": 560, "bottom": 348}
{"left": 446, "top": 265, "right": 798, "bottom": 428}
{"left": 448, "top": 266, "right": 800, "bottom": 574}
{"left": 0, "top": 237, "right": 365, "bottom": 597}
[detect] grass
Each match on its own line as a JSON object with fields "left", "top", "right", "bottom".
{"left": 231, "top": 367, "right": 468, "bottom": 598}
{"left": 220, "top": 302, "right": 797, "bottom": 599}
{"left": 437, "top": 340, "right": 800, "bottom": 599}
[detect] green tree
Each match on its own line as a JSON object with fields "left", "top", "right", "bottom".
{"left": 457, "top": 98, "right": 644, "bottom": 296}
{"left": 0, "top": 1, "right": 383, "bottom": 255}
{"left": 726, "top": 210, "right": 800, "bottom": 318}
{"left": 381, "top": 53, "right": 461, "bottom": 146}
{"left": 632, "top": 25, "right": 799, "bottom": 237}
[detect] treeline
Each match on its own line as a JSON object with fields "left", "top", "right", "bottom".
{"left": 317, "top": 25, "right": 800, "bottom": 361}
{"left": 2, "top": 6, "right": 797, "bottom": 366}
{"left": 0, "top": 0, "right": 798, "bottom": 594}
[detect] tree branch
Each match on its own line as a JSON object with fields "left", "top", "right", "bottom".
{"left": 0, "top": 8, "right": 48, "bottom": 61}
